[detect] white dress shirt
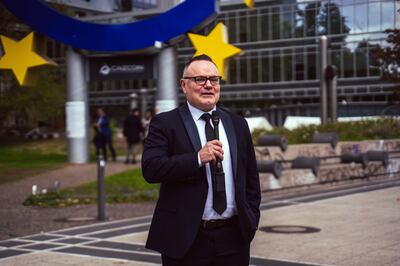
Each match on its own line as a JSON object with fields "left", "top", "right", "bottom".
{"left": 187, "top": 102, "right": 237, "bottom": 220}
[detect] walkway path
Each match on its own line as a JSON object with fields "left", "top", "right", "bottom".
{"left": 1, "top": 178, "right": 399, "bottom": 265}
{"left": 0, "top": 161, "right": 155, "bottom": 241}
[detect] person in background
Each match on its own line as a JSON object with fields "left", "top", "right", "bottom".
{"left": 123, "top": 108, "right": 143, "bottom": 164}
{"left": 142, "top": 109, "right": 154, "bottom": 139}
{"left": 142, "top": 54, "right": 261, "bottom": 265}
{"left": 92, "top": 124, "right": 106, "bottom": 159}
{"left": 96, "top": 108, "right": 117, "bottom": 162}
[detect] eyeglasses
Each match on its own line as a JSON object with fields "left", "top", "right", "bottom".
{"left": 182, "top": 76, "right": 222, "bottom": 86}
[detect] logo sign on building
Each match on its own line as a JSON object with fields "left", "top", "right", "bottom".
{"left": 89, "top": 55, "right": 154, "bottom": 80}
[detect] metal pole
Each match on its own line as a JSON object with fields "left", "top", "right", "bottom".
{"left": 155, "top": 46, "right": 178, "bottom": 114}
{"left": 140, "top": 88, "right": 147, "bottom": 120}
{"left": 319, "top": 36, "right": 328, "bottom": 125}
{"left": 329, "top": 74, "right": 338, "bottom": 123}
{"left": 325, "top": 65, "right": 338, "bottom": 123}
{"left": 66, "top": 47, "right": 89, "bottom": 163}
{"left": 97, "top": 155, "right": 106, "bottom": 221}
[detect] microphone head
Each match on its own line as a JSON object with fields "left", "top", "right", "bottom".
{"left": 211, "top": 111, "right": 220, "bottom": 126}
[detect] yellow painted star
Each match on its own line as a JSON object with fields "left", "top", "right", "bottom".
{"left": 0, "top": 32, "right": 55, "bottom": 86}
{"left": 243, "top": 0, "right": 254, "bottom": 9}
{"left": 188, "top": 22, "right": 242, "bottom": 80}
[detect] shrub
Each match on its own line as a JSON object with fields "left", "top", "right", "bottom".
{"left": 252, "top": 118, "right": 400, "bottom": 145}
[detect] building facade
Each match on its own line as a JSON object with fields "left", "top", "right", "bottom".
{"left": 1, "top": 0, "right": 399, "bottom": 127}
{"left": 87, "top": 0, "right": 399, "bottom": 126}
{"left": 177, "top": 0, "right": 400, "bottom": 125}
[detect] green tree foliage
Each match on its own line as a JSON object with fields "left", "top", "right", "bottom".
{"left": 373, "top": 29, "right": 400, "bottom": 103}
{"left": 252, "top": 118, "right": 400, "bottom": 145}
{"left": 1, "top": 4, "right": 66, "bottom": 130}
{"left": 0, "top": 67, "right": 66, "bottom": 129}
{"left": 295, "top": 2, "right": 349, "bottom": 41}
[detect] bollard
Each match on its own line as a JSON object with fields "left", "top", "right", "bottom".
{"left": 97, "top": 155, "right": 106, "bottom": 221}
{"left": 312, "top": 132, "right": 338, "bottom": 149}
{"left": 341, "top": 152, "right": 368, "bottom": 168}
{"left": 366, "top": 150, "right": 389, "bottom": 167}
{"left": 257, "top": 160, "right": 282, "bottom": 178}
{"left": 257, "top": 135, "right": 288, "bottom": 152}
{"left": 291, "top": 156, "right": 320, "bottom": 176}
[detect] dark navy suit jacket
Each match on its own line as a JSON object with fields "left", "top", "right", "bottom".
{"left": 142, "top": 104, "right": 260, "bottom": 259}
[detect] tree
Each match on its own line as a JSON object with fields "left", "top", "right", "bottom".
{"left": 373, "top": 29, "right": 400, "bottom": 82}
{"left": 295, "top": 2, "right": 350, "bottom": 43}
{"left": 373, "top": 29, "right": 400, "bottom": 103}
{"left": 318, "top": 2, "right": 350, "bottom": 43}
{"left": 0, "top": 67, "right": 66, "bottom": 130}
{"left": 1, "top": 4, "right": 66, "bottom": 131}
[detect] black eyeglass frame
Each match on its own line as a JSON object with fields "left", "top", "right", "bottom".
{"left": 182, "top": 76, "right": 222, "bottom": 86}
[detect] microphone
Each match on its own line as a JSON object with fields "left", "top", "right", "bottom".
{"left": 211, "top": 111, "right": 225, "bottom": 192}
{"left": 211, "top": 111, "right": 224, "bottom": 178}
{"left": 211, "top": 111, "right": 220, "bottom": 140}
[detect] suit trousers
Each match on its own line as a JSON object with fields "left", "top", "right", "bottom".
{"left": 161, "top": 220, "right": 250, "bottom": 266}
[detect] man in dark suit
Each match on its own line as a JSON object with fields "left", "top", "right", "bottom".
{"left": 96, "top": 108, "right": 116, "bottom": 162}
{"left": 142, "top": 54, "right": 260, "bottom": 265}
{"left": 123, "top": 108, "right": 144, "bottom": 164}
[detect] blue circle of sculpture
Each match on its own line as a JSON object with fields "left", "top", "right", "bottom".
{"left": 1, "top": 0, "right": 217, "bottom": 52}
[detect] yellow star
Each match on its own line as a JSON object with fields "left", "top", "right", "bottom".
{"left": 0, "top": 32, "right": 55, "bottom": 86}
{"left": 188, "top": 22, "right": 242, "bottom": 80}
{"left": 243, "top": 0, "right": 254, "bottom": 9}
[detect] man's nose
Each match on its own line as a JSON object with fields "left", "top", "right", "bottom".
{"left": 204, "top": 78, "right": 213, "bottom": 87}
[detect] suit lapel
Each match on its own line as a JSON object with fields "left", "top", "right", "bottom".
{"left": 218, "top": 107, "right": 238, "bottom": 180}
{"left": 178, "top": 104, "right": 202, "bottom": 151}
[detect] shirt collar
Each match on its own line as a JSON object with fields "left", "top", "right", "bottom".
{"left": 186, "top": 101, "right": 216, "bottom": 121}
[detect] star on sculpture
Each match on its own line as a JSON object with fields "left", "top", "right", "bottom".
{"left": 188, "top": 22, "right": 242, "bottom": 79}
{"left": 0, "top": 32, "right": 55, "bottom": 86}
{"left": 243, "top": 0, "right": 254, "bottom": 9}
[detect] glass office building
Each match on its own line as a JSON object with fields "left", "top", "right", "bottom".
{"left": 87, "top": 0, "right": 399, "bottom": 125}
{"left": 1, "top": 0, "right": 398, "bottom": 126}
{"left": 177, "top": 0, "right": 400, "bottom": 125}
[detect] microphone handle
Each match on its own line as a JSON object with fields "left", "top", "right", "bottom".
{"left": 213, "top": 125, "right": 223, "bottom": 172}
{"left": 214, "top": 124, "right": 219, "bottom": 140}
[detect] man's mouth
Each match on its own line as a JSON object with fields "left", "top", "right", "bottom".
{"left": 201, "top": 92, "right": 214, "bottom": 97}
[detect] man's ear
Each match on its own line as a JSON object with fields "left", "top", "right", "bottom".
{"left": 180, "top": 79, "right": 187, "bottom": 94}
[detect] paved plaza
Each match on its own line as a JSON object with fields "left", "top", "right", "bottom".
{"left": 0, "top": 178, "right": 399, "bottom": 266}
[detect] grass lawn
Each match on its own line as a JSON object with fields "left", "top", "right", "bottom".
{"left": 0, "top": 137, "right": 67, "bottom": 184}
{"left": 23, "top": 168, "right": 158, "bottom": 207}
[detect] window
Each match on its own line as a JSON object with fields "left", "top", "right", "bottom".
{"left": 228, "top": 59, "right": 237, "bottom": 84}
{"left": 283, "top": 49, "right": 293, "bottom": 81}
{"left": 368, "top": 2, "right": 381, "bottom": 32}
{"left": 343, "top": 50, "right": 354, "bottom": 78}
{"left": 272, "top": 7, "right": 280, "bottom": 39}
{"left": 239, "top": 12, "right": 248, "bottom": 42}
{"left": 382, "top": 1, "right": 395, "bottom": 30}
{"left": 341, "top": 4, "right": 354, "bottom": 35}
{"left": 355, "top": 46, "right": 367, "bottom": 77}
{"left": 250, "top": 56, "right": 259, "bottom": 83}
{"left": 249, "top": 13, "right": 258, "bottom": 42}
{"left": 295, "top": 52, "right": 305, "bottom": 81}
{"left": 239, "top": 57, "right": 247, "bottom": 83}
{"left": 272, "top": 50, "right": 281, "bottom": 82}
{"left": 307, "top": 47, "right": 316, "bottom": 80}
{"left": 227, "top": 13, "right": 237, "bottom": 43}
{"left": 281, "top": 5, "right": 294, "bottom": 39}
{"left": 261, "top": 52, "right": 270, "bottom": 83}
{"left": 260, "top": 9, "right": 270, "bottom": 40}
{"left": 353, "top": 3, "right": 367, "bottom": 34}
